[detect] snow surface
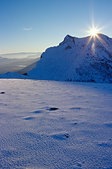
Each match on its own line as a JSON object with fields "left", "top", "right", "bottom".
{"left": 28, "top": 34, "right": 112, "bottom": 83}
{"left": 0, "top": 79, "right": 112, "bottom": 168}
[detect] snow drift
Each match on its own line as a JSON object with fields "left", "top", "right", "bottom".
{"left": 28, "top": 34, "right": 112, "bottom": 82}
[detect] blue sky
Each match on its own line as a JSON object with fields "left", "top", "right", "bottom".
{"left": 0, "top": 0, "right": 112, "bottom": 54}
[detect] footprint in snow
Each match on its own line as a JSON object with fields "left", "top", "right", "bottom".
{"left": 104, "top": 122, "right": 112, "bottom": 128}
{"left": 97, "top": 141, "right": 112, "bottom": 148}
{"left": 73, "top": 161, "right": 84, "bottom": 168}
{"left": 52, "top": 133, "right": 70, "bottom": 140}
{"left": 24, "top": 116, "right": 35, "bottom": 120}
{"left": 0, "top": 92, "right": 5, "bottom": 94}
{"left": 30, "top": 110, "right": 43, "bottom": 114}
{"left": 70, "top": 107, "right": 81, "bottom": 110}
{"left": 48, "top": 107, "right": 59, "bottom": 111}
{"left": 73, "top": 122, "right": 78, "bottom": 125}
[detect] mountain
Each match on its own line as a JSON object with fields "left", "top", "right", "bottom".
{"left": 28, "top": 34, "right": 112, "bottom": 82}
{"left": 0, "top": 72, "right": 25, "bottom": 79}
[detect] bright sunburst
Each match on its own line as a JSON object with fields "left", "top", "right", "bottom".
{"left": 89, "top": 26, "right": 99, "bottom": 37}
{"left": 85, "top": 24, "right": 106, "bottom": 55}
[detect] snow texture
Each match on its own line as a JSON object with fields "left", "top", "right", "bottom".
{"left": 0, "top": 79, "right": 112, "bottom": 168}
{"left": 28, "top": 34, "right": 112, "bottom": 83}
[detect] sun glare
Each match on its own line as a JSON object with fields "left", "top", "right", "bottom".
{"left": 84, "top": 24, "right": 106, "bottom": 55}
{"left": 89, "top": 26, "right": 99, "bottom": 37}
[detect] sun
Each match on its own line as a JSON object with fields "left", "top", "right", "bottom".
{"left": 89, "top": 26, "right": 99, "bottom": 37}
{"left": 85, "top": 24, "right": 107, "bottom": 54}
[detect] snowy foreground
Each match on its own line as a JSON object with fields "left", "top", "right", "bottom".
{"left": 0, "top": 79, "right": 112, "bottom": 169}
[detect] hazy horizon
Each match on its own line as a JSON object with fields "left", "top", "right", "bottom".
{"left": 0, "top": 52, "right": 41, "bottom": 74}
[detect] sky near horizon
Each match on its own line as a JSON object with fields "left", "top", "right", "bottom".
{"left": 0, "top": 0, "right": 112, "bottom": 54}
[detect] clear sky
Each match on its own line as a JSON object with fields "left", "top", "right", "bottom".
{"left": 0, "top": 0, "right": 112, "bottom": 54}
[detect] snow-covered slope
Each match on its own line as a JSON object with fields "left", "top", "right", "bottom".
{"left": 0, "top": 79, "right": 112, "bottom": 168}
{"left": 29, "top": 34, "right": 112, "bottom": 82}
{"left": 0, "top": 72, "right": 26, "bottom": 79}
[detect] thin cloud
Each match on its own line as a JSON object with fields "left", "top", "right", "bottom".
{"left": 24, "top": 27, "right": 32, "bottom": 31}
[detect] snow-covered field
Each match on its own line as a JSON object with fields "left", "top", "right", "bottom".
{"left": 0, "top": 79, "right": 112, "bottom": 169}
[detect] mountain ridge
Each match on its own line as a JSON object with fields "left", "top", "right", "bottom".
{"left": 28, "top": 33, "right": 112, "bottom": 82}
